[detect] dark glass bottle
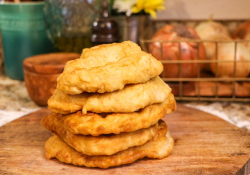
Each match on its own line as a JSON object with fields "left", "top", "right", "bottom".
{"left": 91, "top": 0, "right": 119, "bottom": 45}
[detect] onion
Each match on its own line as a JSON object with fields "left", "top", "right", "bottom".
{"left": 195, "top": 21, "right": 230, "bottom": 40}
{"left": 210, "top": 42, "right": 250, "bottom": 78}
{"left": 149, "top": 24, "right": 206, "bottom": 78}
{"left": 233, "top": 21, "right": 250, "bottom": 54}
{"left": 201, "top": 35, "right": 232, "bottom": 71}
{"left": 195, "top": 21, "right": 231, "bottom": 71}
{"left": 232, "top": 21, "right": 250, "bottom": 39}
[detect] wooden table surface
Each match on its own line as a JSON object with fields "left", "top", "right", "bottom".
{"left": 0, "top": 104, "right": 250, "bottom": 175}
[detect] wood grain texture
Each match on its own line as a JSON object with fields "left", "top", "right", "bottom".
{"left": 0, "top": 105, "right": 250, "bottom": 175}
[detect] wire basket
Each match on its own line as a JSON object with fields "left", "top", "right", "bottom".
{"left": 140, "top": 20, "right": 250, "bottom": 102}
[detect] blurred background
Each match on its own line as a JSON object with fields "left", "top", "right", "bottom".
{"left": 157, "top": 0, "right": 250, "bottom": 20}
{"left": 0, "top": 0, "right": 250, "bottom": 106}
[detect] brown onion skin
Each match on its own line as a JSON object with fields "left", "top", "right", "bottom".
{"left": 232, "top": 21, "right": 250, "bottom": 39}
{"left": 149, "top": 25, "right": 206, "bottom": 78}
{"left": 232, "top": 21, "right": 250, "bottom": 55}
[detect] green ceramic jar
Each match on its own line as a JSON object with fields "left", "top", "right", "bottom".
{"left": 0, "top": 2, "right": 54, "bottom": 80}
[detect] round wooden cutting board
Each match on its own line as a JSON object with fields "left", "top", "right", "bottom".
{"left": 0, "top": 104, "right": 249, "bottom": 175}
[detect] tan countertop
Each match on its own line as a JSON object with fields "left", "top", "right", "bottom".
{"left": 0, "top": 70, "right": 249, "bottom": 130}
{"left": 0, "top": 70, "right": 39, "bottom": 126}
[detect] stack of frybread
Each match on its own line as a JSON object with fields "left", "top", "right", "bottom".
{"left": 41, "top": 41, "right": 176, "bottom": 169}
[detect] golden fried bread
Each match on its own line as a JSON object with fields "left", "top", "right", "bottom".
{"left": 57, "top": 51, "right": 163, "bottom": 94}
{"left": 63, "top": 93, "right": 176, "bottom": 136}
{"left": 41, "top": 114, "right": 163, "bottom": 156}
{"left": 81, "top": 76, "right": 170, "bottom": 114}
{"left": 80, "top": 41, "right": 141, "bottom": 60}
{"left": 48, "top": 76, "right": 171, "bottom": 114}
{"left": 63, "top": 41, "right": 141, "bottom": 73}
{"left": 42, "top": 41, "right": 175, "bottom": 169}
{"left": 47, "top": 90, "right": 90, "bottom": 114}
{"left": 45, "top": 121, "right": 174, "bottom": 169}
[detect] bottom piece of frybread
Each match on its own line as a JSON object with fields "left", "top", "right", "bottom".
{"left": 44, "top": 120, "right": 174, "bottom": 169}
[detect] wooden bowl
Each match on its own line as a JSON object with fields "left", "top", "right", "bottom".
{"left": 23, "top": 53, "right": 80, "bottom": 106}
